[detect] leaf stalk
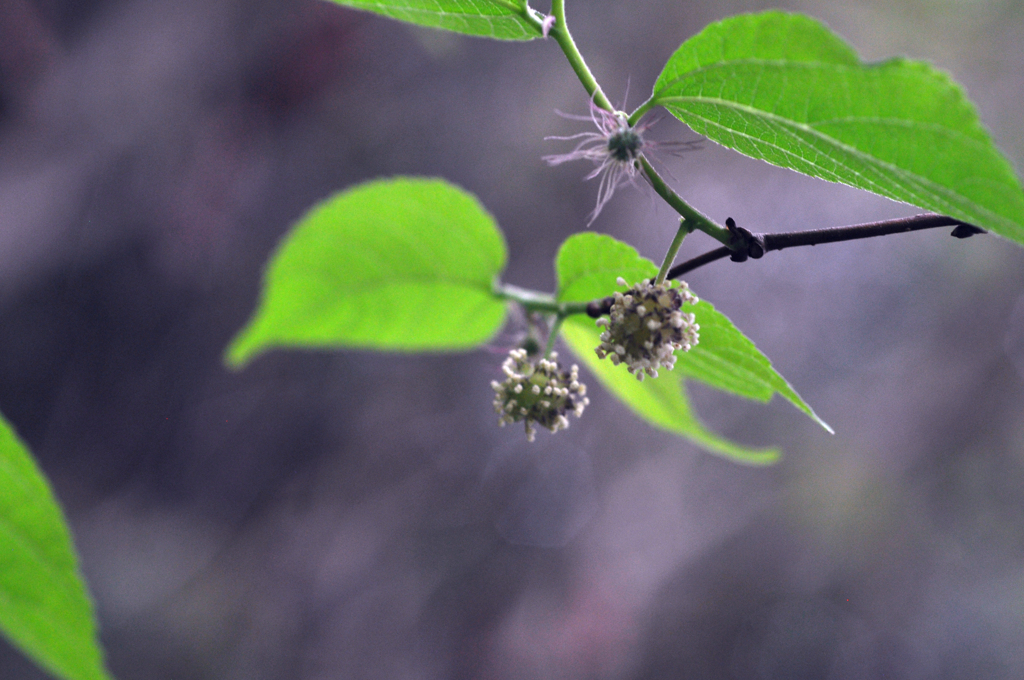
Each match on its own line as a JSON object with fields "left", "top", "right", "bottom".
{"left": 494, "top": 282, "right": 592, "bottom": 317}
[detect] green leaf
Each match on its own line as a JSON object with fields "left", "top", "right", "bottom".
{"left": 677, "top": 300, "right": 833, "bottom": 433}
{"left": 0, "top": 412, "right": 112, "bottom": 680}
{"left": 554, "top": 232, "right": 828, "bottom": 459}
{"left": 227, "top": 177, "right": 508, "bottom": 365}
{"left": 649, "top": 10, "right": 1024, "bottom": 245}
{"left": 555, "top": 232, "right": 659, "bottom": 303}
{"left": 561, "top": 318, "right": 779, "bottom": 464}
{"left": 324, "top": 0, "right": 542, "bottom": 41}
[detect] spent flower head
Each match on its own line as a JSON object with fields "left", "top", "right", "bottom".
{"left": 543, "top": 100, "right": 698, "bottom": 225}
{"left": 595, "top": 277, "right": 700, "bottom": 380}
{"left": 543, "top": 101, "right": 645, "bottom": 225}
{"left": 492, "top": 349, "right": 589, "bottom": 442}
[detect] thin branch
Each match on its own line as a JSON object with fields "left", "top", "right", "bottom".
{"left": 763, "top": 213, "right": 982, "bottom": 250}
{"left": 584, "top": 213, "right": 986, "bottom": 317}
{"left": 665, "top": 213, "right": 984, "bottom": 281}
{"left": 666, "top": 246, "right": 732, "bottom": 278}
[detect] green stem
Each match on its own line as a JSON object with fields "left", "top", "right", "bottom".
{"left": 542, "top": 3, "right": 732, "bottom": 253}
{"left": 627, "top": 98, "right": 657, "bottom": 127}
{"left": 543, "top": 314, "right": 566, "bottom": 358}
{"left": 493, "top": 282, "right": 591, "bottom": 317}
{"left": 548, "top": 0, "right": 615, "bottom": 112}
{"left": 637, "top": 155, "right": 732, "bottom": 246}
{"left": 656, "top": 220, "right": 689, "bottom": 285}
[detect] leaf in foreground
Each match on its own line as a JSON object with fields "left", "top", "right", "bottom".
{"left": 649, "top": 10, "right": 1024, "bottom": 245}
{"left": 554, "top": 232, "right": 827, "bottom": 460}
{"left": 324, "top": 0, "right": 541, "bottom": 41}
{"left": 0, "top": 413, "right": 111, "bottom": 680}
{"left": 561, "top": 318, "right": 780, "bottom": 464}
{"left": 227, "top": 177, "right": 508, "bottom": 366}
{"left": 555, "top": 232, "right": 661, "bottom": 304}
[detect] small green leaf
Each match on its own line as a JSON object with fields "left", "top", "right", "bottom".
{"left": 324, "top": 0, "right": 542, "bottom": 41}
{"left": 677, "top": 300, "right": 833, "bottom": 433}
{"left": 649, "top": 11, "right": 1024, "bottom": 245}
{"left": 554, "top": 232, "right": 828, "bottom": 459}
{"left": 227, "top": 177, "right": 508, "bottom": 365}
{"left": 0, "top": 412, "right": 112, "bottom": 680}
{"left": 561, "top": 318, "right": 779, "bottom": 464}
{"left": 556, "top": 232, "right": 659, "bottom": 303}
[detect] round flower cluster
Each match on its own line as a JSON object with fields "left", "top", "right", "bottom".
{"left": 492, "top": 349, "right": 589, "bottom": 442}
{"left": 595, "top": 277, "right": 699, "bottom": 380}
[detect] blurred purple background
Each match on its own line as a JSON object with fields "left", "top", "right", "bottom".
{"left": 2, "top": 0, "right": 1024, "bottom": 678}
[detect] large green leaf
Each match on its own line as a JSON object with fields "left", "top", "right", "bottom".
{"left": 227, "top": 177, "right": 508, "bottom": 365}
{"left": 0, "top": 413, "right": 112, "bottom": 680}
{"left": 648, "top": 11, "right": 1024, "bottom": 245}
{"left": 561, "top": 319, "right": 779, "bottom": 465}
{"left": 554, "top": 232, "right": 827, "bottom": 459}
{"left": 324, "top": 0, "right": 542, "bottom": 41}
